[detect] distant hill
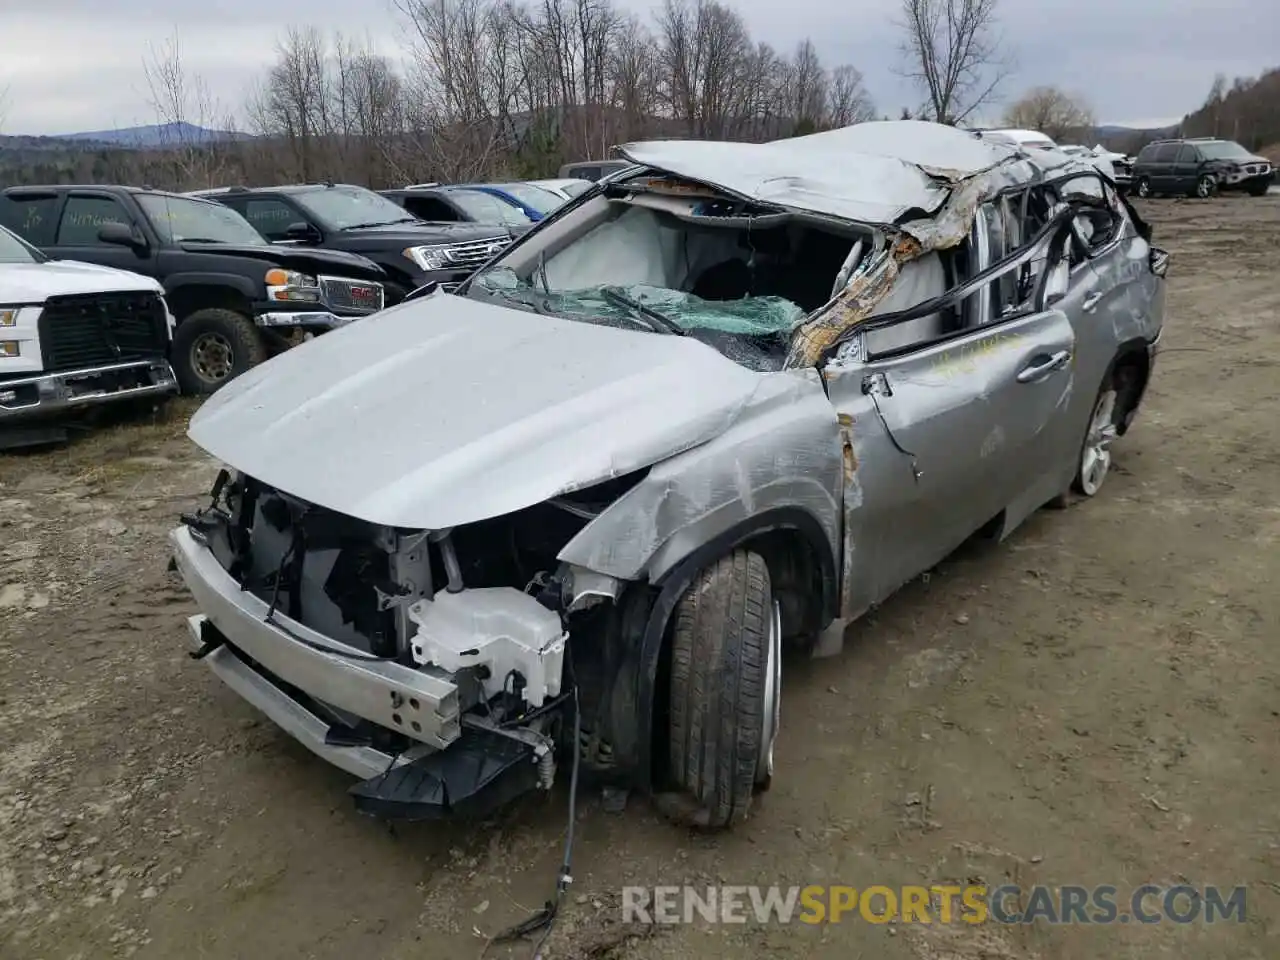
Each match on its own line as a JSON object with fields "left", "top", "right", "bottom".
{"left": 1094, "top": 123, "right": 1177, "bottom": 139}
{"left": 47, "top": 122, "right": 248, "bottom": 148}
{"left": 1089, "top": 123, "right": 1180, "bottom": 154}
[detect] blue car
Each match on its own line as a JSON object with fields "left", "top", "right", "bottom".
{"left": 460, "top": 182, "right": 563, "bottom": 221}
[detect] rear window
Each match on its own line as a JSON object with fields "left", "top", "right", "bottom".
{"left": 0, "top": 193, "right": 60, "bottom": 246}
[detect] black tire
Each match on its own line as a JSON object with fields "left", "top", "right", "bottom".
{"left": 171, "top": 308, "right": 267, "bottom": 395}
{"left": 1192, "top": 174, "right": 1216, "bottom": 199}
{"left": 1134, "top": 176, "right": 1152, "bottom": 199}
{"left": 662, "top": 550, "right": 772, "bottom": 830}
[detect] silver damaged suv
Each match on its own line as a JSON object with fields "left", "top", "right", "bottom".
{"left": 170, "top": 121, "right": 1167, "bottom": 829}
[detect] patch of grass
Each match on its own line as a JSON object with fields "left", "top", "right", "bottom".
{"left": 0, "top": 396, "right": 205, "bottom": 485}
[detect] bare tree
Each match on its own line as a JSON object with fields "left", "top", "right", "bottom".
{"left": 235, "top": 3, "right": 881, "bottom": 184}
{"left": 1201, "top": 73, "right": 1227, "bottom": 137}
{"left": 1002, "top": 85, "right": 1095, "bottom": 140}
{"left": 142, "top": 30, "right": 238, "bottom": 188}
{"left": 786, "top": 39, "right": 827, "bottom": 133}
{"left": 895, "top": 0, "right": 1010, "bottom": 124}
{"left": 826, "top": 65, "right": 876, "bottom": 127}
{"left": 247, "top": 27, "right": 332, "bottom": 180}
{"left": 655, "top": 0, "right": 753, "bottom": 138}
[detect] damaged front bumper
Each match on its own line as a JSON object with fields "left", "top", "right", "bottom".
{"left": 170, "top": 525, "right": 558, "bottom": 818}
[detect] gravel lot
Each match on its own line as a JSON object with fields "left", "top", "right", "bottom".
{"left": 2, "top": 196, "right": 1277, "bottom": 960}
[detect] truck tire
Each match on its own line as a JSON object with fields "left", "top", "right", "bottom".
{"left": 662, "top": 550, "right": 777, "bottom": 829}
{"left": 172, "top": 308, "right": 266, "bottom": 395}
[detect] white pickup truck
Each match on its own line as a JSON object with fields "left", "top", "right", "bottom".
{"left": 0, "top": 224, "right": 178, "bottom": 449}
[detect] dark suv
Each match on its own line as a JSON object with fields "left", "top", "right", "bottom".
{"left": 0, "top": 186, "right": 389, "bottom": 394}
{"left": 380, "top": 185, "right": 535, "bottom": 237}
{"left": 1131, "top": 138, "right": 1274, "bottom": 199}
{"left": 190, "top": 184, "right": 514, "bottom": 297}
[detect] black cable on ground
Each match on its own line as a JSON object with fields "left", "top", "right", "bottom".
{"left": 486, "top": 653, "right": 582, "bottom": 959}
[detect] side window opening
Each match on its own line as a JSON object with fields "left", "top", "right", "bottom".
{"left": 56, "top": 195, "right": 133, "bottom": 246}
{"left": 861, "top": 186, "right": 1068, "bottom": 361}
{"left": 1056, "top": 174, "right": 1123, "bottom": 263}
{"left": 0, "top": 194, "right": 60, "bottom": 246}
{"left": 241, "top": 198, "right": 298, "bottom": 241}
{"left": 403, "top": 196, "right": 460, "bottom": 222}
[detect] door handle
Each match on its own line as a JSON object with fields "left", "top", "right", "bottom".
{"left": 1016, "top": 350, "right": 1071, "bottom": 383}
{"left": 1082, "top": 292, "right": 1103, "bottom": 312}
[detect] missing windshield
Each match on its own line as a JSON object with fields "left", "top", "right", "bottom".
{"left": 470, "top": 181, "right": 871, "bottom": 371}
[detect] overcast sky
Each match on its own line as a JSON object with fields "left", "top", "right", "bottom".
{"left": 0, "top": 0, "right": 1275, "bottom": 136}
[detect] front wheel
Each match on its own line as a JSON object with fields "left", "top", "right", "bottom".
{"left": 1193, "top": 174, "right": 1217, "bottom": 199}
{"left": 660, "top": 550, "right": 780, "bottom": 829}
{"left": 171, "top": 308, "right": 267, "bottom": 395}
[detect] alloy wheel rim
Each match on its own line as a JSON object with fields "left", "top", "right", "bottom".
{"left": 758, "top": 599, "right": 782, "bottom": 783}
{"left": 1080, "top": 389, "right": 1118, "bottom": 496}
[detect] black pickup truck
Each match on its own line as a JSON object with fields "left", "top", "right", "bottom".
{"left": 0, "top": 185, "right": 390, "bottom": 394}
{"left": 188, "top": 183, "right": 516, "bottom": 296}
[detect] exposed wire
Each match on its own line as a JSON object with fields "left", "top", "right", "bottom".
{"left": 483, "top": 649, "right": 582, "bottom": 959}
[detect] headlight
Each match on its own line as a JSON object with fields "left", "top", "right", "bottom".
{"left": 0, "top": 307, "right": 18, "bottom": 327}
{"left": 264, "top": 268, "right": 321, "bottom": 303}
{"left": 403, "top": 245, "right": 454, "bottom": 271}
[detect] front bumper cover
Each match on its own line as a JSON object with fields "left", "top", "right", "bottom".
{"left": 172, "top": 524, "right": 551, "bottom": 819}
{"left": 170, "top": 526, "right": 462, "bottom": 751}
{"left": 255, "top": 310, "right": 364, "bottom": 331}
{"left": 0, "top": 359, "right": 176, "bottom": 423}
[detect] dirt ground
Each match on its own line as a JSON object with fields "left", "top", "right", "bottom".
{"left": 2, "top": 197, "right": 1278, "bottom": 960}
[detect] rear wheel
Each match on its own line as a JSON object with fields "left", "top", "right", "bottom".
{"left": 1134, "top": 176, "right": 1152, "bottom": 198}
{"left": 660, "top": 550, "right": 779, "bottom": 829}
{"left": 172, "top": 308, "right": 267, "bottom": 395}
{"left": 1050, "top": 373, "right": 1122, "bottom": 510}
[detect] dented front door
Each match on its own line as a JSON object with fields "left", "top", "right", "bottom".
{"left": 826, "top": 310, "right": 1077, "bottom": 619}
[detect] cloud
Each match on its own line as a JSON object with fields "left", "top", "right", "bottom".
{"left": 0, "top": 0, "right": 1274, "bottom": 135}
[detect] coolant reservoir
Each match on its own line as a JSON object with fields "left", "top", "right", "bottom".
{"left": 407, "top": 588, "right": 566, "bottom": 707}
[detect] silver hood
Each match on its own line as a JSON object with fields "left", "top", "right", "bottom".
{"left": 188, "top": 292, "right": 774, "bottom": 528}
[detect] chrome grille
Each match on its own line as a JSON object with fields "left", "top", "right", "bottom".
{"left": 38, "top": 292, "right": 169, "bottom": 373}
{"left": 319, "top": 276, "right": 385, "bottom": 315}
{"left": 441, "top": 237, "right": 511, "bottom": 269}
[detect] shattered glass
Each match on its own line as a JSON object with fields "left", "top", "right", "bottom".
{"left": 473, "top": 268, "right": 803, "bottom": 371}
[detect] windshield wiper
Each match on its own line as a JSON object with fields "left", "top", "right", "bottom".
{"left": 342, "top": 218, "right": 419, "bottom": 230}
{"left": 598, "top": 288, "right": 685, "bottom": 336}
{"left": 178, "top": 237, "right": 230, "bottom": 243}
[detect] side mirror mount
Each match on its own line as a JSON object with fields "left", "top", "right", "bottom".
{"left": 284, "top": 221, "right": 319, "bottom": 242}
{"left": 98, "top": 222, "right": 146, "bottom": 251}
